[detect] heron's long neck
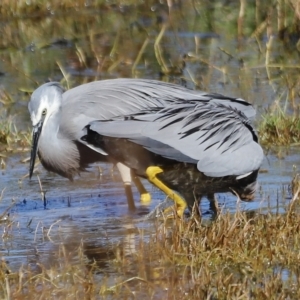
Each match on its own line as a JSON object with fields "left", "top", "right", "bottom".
{"left": 37, "top": 107, "right": 80, "bottom": 179}
{"left": 39, "top": 109, "right": 62, "bottom": 157}
{"left": 43, "top": 107, "right": 61, "bottom": 136}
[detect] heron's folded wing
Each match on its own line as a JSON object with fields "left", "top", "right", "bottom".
{"left": 62, "top": 78, "right": 256, "bottom": 126}
{"left": 91, "top": 102, "right": 263, "bottom": 177}
{"left": 142, "top": 104, "right": 264, "bottom": 177}
{"left": 87, "top": 114, "right": 197, "bottom": 164}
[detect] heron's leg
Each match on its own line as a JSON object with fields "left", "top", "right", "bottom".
{"left": 116, "top": 162, "right": 135, "bottom": 211}
{"left": 207, "top": 193, "right": 219, "bottom": 215}
{"left": 146, "top": 166, "right": 187, "bottom": 217}
{"left": 130, "top": 169, "right": 151, "bottom": 203}
{"left": 124, "top": 185, "right": 136, "bottom": 211}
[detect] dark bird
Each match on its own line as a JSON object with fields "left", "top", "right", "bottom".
{"left": 81, "top": 99, "right": 264, "bottom": 216}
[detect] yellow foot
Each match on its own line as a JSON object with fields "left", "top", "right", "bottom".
{"left": 146, "top": 166, "right": 187, "bottom": 217}
{"left": 140, "top": 192, "right": 151, "bottom": 203}
{"left": 176, "top": 204, "right": 186, "bottom": 218}
{"left": 159, "top": 203, "right": 186, "bottom": 218}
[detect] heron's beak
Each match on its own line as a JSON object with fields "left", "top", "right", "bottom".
{"left": 29, "top": 120, "right": 43, "bottom": 179}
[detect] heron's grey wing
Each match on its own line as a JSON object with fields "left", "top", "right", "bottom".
{"left": 61, "top": 78, "right": 256, "bottom": 122}
{"left": 203, "top": 93, "right": 256, "bottom": 121}
{"left": 61, "top": 79, "right": 194, "bottom": 120}
{"left": 60, "top": 79, "right": 168, "bottom": 139}
{"left": 60, "top": 78, "right": 256, "bottom": 140}
{"left": 142, "top": 103, "right": 263, "bottom": 177}
{"left": 86, "top": 113, "right": 197, "bottom": 164}
{"left": 105, "top": 79, "right": 256, "bottom": 120}
{"left": 87, "top": 102, "right": 263, "bottom": 178}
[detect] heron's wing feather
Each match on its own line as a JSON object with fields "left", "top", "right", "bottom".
{"left": 61, "top": 79, "right": 256, "bottom": 138}
{"left": 61, "top": 79, "right": 200, "bottom": 120}
{"left": 144, "top": 103, "right": 263, "bottom": 176}
{"left": 196, "top": 143, "right": 263, "bottom": 177}
{"left": 204, "top": 93, "right": 256, "bottom": 120}
{"left": 88, "top": 102, "right": 263, "bottom": 177}
{"left": 88, "top": 118, "right": 197, "bottom": 164}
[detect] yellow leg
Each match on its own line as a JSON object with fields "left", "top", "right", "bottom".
{"left": 140, "top": 192, "right": 151, "bottom": 203}
{"left": 145, "top": 166, "right": 187, "bottom": 217}
{"left": 131, "top": 170, "right": 151, "bottom": 203}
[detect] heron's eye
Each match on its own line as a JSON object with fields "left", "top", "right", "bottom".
{"left": 42, "top": 109, "right": 47, "bottom": 116}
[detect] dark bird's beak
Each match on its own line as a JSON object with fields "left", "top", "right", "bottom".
{"left": 29, "top": 120, "right": 43, "bottom": 179}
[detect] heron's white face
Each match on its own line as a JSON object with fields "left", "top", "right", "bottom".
{"left": 29, "top": 85, "right": 62, "bottom": 128}
{"left": 30, "top": 95, "right": 49, "bottom": 126}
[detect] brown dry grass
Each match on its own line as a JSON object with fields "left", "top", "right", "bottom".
{"left": 0, "top": 109, "right": 31, "bottom": 154}
{"left": 2, "top": 198, "right": 300, "bottom": 299}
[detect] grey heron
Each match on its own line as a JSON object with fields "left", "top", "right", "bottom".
{"left": 81, "top": 99, "right": 264, "bottom": 216}
{"left": 28, "top": 78, "right": 258, "bottom": 211}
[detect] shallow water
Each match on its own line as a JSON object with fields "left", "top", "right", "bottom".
{"left": 0, "top": 147, "right": 297, "bottom": 272}
{"left": 0, "top": 1, "right": 300, "bottom": 293}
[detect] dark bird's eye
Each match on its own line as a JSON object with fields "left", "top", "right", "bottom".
{"left": 42, "top": 109, "right": 47, "bottom": 116}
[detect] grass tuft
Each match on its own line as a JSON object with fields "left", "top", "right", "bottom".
{"left": 0, "top": 110, "right": 31, "bottom": 152}
{"left": 0, "top": 116, "right": 12, "bottom": 145}
{"left": 259, "top": 103, "right": 300, "bottom": 145}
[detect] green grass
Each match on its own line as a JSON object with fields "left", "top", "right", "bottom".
{"left": 259, "top": 104, "right": 300, "bottom": 146}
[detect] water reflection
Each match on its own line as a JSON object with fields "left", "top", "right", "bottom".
{"left": 2, "top": 1, "right": 299, "bottom": 120}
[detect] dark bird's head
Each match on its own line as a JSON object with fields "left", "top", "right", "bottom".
{"left": 231, "top": 170, "right": 260, "bottom": 201}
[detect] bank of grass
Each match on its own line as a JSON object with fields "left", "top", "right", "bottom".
{"left": 2, "top": 197, "right": 300, "bottom": 299}
{"left": 259, "top": 104, "right": 300, "bottom": 146}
